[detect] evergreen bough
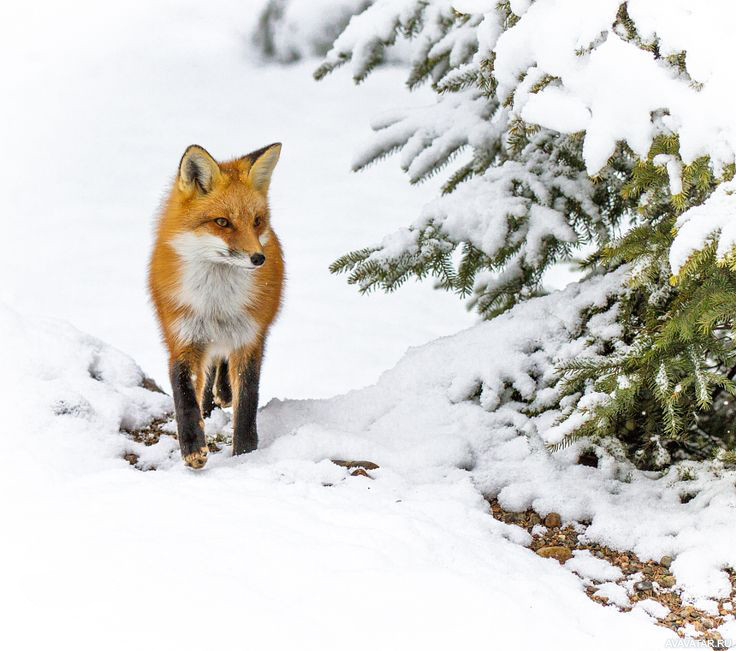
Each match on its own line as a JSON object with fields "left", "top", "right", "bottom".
{"left": 315, "top": 0, "right": 736, "bottom": 468}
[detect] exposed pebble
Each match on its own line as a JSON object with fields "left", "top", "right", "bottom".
{"left": 536, "top": 546, "right": 572, "bottom": 563}
{"left": 659, "top": 576, "right": 676, "bottom": 589}
{"left": 486, "top": 497, "right": 734, "bottom": 646}
{"left": 350, "top": 468, "right": 372, "bottom": 478}
{"left": 544, "top": 512, "right": 562, "bottom": 528}
{"left": 332, "top": 459, "right": 379, "bottom": 470}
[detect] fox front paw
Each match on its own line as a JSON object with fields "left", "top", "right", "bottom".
{"left": 182, "top": 446, "right": 208, "bottom": 469}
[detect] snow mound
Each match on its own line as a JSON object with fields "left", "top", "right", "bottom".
{"left": 0, "top": 303, "right": 171, "bottom": 479}
{"left": 252, "top": 276, "right": 736, "bottom": 603}
{"left": 566, "top": 550, "right": 624, "bottom": 583}
{"left": 1, "top": 300, "right": 683, "bottom": 649}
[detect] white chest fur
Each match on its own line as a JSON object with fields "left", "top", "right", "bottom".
{"left": 171, "top": 233, "right": 260, "bottom": 354}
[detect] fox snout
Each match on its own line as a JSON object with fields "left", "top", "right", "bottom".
{"left": 226, "top": 248, "right": 266, "bottom": 267}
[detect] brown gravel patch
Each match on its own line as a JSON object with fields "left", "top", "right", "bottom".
{"left": 124, "top": 416, "right": 173, "bottom": 448}
{"left": 121, "top": 416, "right": 224, "bottom": 470}
{"left": 488, "top": 498, "right": 736, "bottom": 645}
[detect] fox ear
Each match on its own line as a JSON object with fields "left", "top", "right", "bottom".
{"left": 244, "top": 143, "right": 282, "bottom": 194}
{"left": 178, "top": 145, "right": 221, "bottom": 194}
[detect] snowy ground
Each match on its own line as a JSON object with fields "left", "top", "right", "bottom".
{"left": 2, "top": 1, "right": 733, "bottom": 650}
{"left": 3, "top": 305, "right": 680, "bottom": 651}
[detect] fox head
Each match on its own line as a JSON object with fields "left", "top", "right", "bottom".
{"left": 169, "top": 143, "right": 281, "bottom": 269}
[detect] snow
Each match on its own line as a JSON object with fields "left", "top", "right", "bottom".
{"left": 653, "top": 154, "right": 684, "bottom": 196}
{"left": 3, "top": 1, "right": 736, "bottom": 649}
{"left": 635, "top": 599, "right": 670, "bottom": 620}
{"left": 486, "top": 0, "right": 736, "bottom": 271}
{"left": 318, "top": 0, "right": 736, "bottom": 315}
{"left": 719, "top": 619, "right": 736, "bottom": 645}
{"left": 2, "top": 302, "right": 679, "bottom": 650}
{"left": 0, "top": 303, "right": 172, "bottom": 479}
{"left": 492, "top": 0, "right": 736, "bottom": 174}
{"left": 566, "top": 550, "right": 623, "bottom": 583}
{"left": 520, "top": 86, "right": 591, "bottom": 135}
{"left": 4, "top": 263, "right": 733, "bottom": 648}
{"left": 594, "top": 582, "right": 631, "bottom": 609}
{"left": 322, "top": 0, "right": 438, "bottom": 81}
{"left": 254, "top": 0, "right": 376, "bottom": 62}
{"left": 670, "top": 179, "right": 736, "bottom": 275}
{"left": 316, "top": 1, "right": 632, "bottom": 315}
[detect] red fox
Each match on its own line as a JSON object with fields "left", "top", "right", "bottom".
{"left": 148, "top": 143, "right": 284, "bottom": 468}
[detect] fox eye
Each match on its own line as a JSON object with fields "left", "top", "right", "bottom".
{"left": 214, "top": 218, "right": 230, "bottom": 228}
{"left": 254, "top": 216, "right": 262, "bottom": 228}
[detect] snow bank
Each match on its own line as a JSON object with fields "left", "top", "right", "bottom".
{"left": 0, "top": 303, "right": 171, "bottom": 480}
{"left": 2, "top": 301, "right": 681, "bottom": 650}
{"left": 256, "top": 275, "right": 736, "bottom": 603}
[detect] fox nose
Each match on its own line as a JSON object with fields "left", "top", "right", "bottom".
{"left": 250, "top": 253, "right": 265, "bottom": 266}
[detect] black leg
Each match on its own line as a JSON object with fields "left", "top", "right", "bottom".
{"left": 201, "top": 363, "right": 216, "bottom": 418}
{"left": 169, "top": 359, "right": 208, "bottom": 468}
{"left": 214, "top": 359, "right": 232, "bottom": 407}
{"left": 232, "top": 349, "right": 262, "bottom": 455}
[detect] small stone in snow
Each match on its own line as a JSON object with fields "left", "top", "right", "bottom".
{"left": 536, "top": 546, "right": 572, "bottom": 562}
{"left": 660, "top": 555, "right": 673, "bottom": 568}
{"left": 332, "top": 459, "right": 379, "bottom": 470}
{"left": 544, "top": 512, "right": 562, "bottom": 528}
{"left": 350, "top": 468, "right": 372, "bottom": 478}
{"left": 634, "top": 580, "right": 653, "bottom": 592}
{"left": 659, "top": 576, "right": 676, "bottom": 588}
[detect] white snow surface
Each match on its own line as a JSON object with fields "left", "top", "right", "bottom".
{"left": 4, "top": 268, "right": 734, "bottom": 649}
{"left": 565, "top": 550, "right": 623, "bottom": 584}
{"left": 2, "top": 298, "right": 683, "bottom": 651}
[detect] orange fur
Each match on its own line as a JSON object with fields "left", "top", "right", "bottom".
{"left": 148, "top": 144, "right": 284, "bottom": 467}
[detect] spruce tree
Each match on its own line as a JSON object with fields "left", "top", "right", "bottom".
{"left": 314, "top": 0, "right": 736, "bottom": 468}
